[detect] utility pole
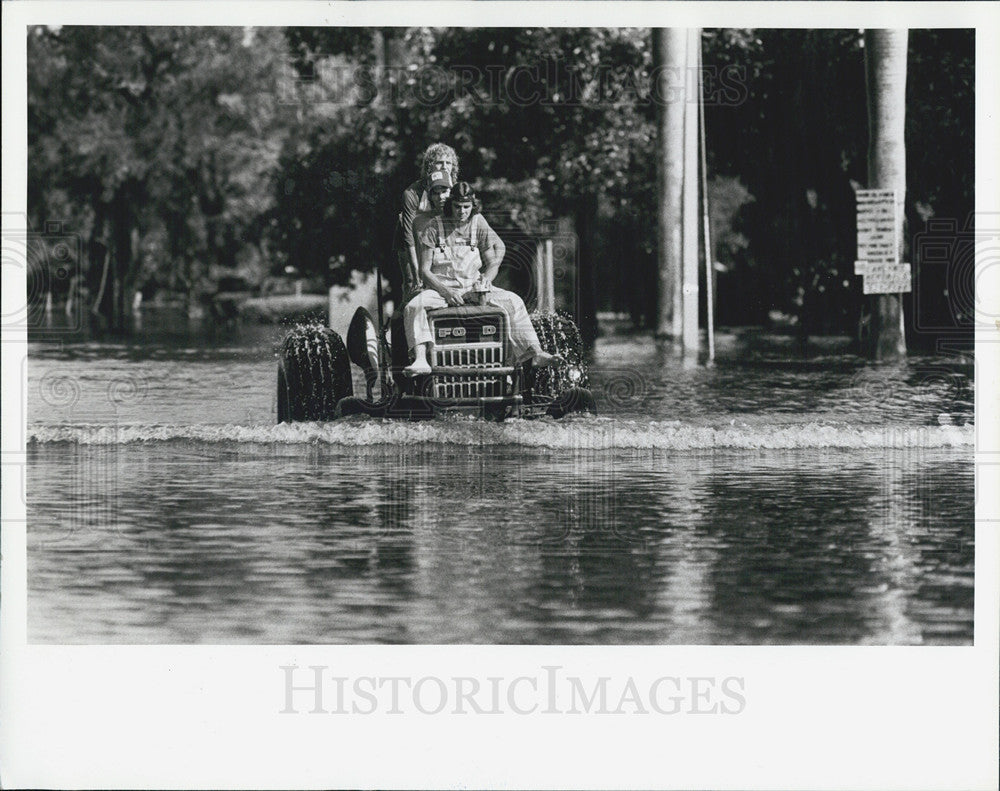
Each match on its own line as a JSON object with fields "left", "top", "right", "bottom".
{"left": 653, "top": 28, "right": 686, "bottom": 339}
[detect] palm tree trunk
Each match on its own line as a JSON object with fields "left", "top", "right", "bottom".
{"left": 864, "top": 28, "right": 908, "bottom": 360}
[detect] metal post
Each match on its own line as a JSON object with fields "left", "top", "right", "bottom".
{"left": 535, "top": 240, "right": 545, "bottom": 312}
{"left": 681, "top": 27, "right": 700, "bottom": 353}
{"left": 698, "top": 35, "right": 715, "bottom": 363}
{"left": 544, "top": 238, "right": 555, "bottom": 313}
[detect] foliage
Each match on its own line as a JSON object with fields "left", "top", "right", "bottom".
{"left": 701, "top": 28, "right": 972, "bottom": 337}
{"left": 907, "top": 29, "right": 974, "bottom": 225}
{"left": 28, "top": 26, "right": 291, "bottom": 303}
{"left": 26, "top": 26, "right": 974, "bottom": 340}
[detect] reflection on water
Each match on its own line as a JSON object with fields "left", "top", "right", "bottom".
{"left": 24, "top": 311, "right": 975, "bottom": 644}
{"left": 27, "top": 444, "right": 973, "bottom": 644}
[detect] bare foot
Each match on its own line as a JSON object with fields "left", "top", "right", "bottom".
{"left": 403, "top": 359, "right": 432, "bottom": 377}
{"left": 530, "top": 350, "right": 563, "bottom": 368}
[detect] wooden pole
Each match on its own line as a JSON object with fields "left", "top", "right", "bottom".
{"left": 653, "top": 28, "right": 686, "bottom": 338}
{"left": 682, "top": 28, "right": 701, "bottom": 353}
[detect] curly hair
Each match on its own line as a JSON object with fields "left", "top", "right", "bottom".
{"left": 421, "top": 143, "right": 459, "bottom": 179}
{"left": 444, "top": 182, "right": 482, "bottom": 218}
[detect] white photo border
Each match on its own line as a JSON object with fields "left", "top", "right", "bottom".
{"left": 2, "top": 3, "right": 997, "bottom": 789}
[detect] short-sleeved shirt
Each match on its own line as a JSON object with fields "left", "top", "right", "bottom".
{"left": 393, "top": 179, "right": 431, "bottom": 252}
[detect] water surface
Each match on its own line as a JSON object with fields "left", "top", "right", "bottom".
{"left": 25, "top": 310, "right": 974, "bottom": 644}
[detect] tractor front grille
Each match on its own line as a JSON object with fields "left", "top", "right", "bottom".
{"left": 433, "top": 373, "right": 507, "bottom": 400}
{"left": 432, "top": 344, "right": 508, "bottom": 399}
{"left": 434, "top": 344, "right": 504, "bottom": 369}
{"left": 428, "top": 308, "right": 512, "bottom": 402}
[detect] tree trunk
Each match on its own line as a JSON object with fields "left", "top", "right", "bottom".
{"left": 86, "top": 200, "right": 111, "bottom": 329}
{"left": 574, "top": 194, "right": 599, "bottom": 348}
{"left": 863, "top": 28, "right": 908, "bottom": 360}
{"left": 108, "top": 184, "right": 136, "bottom": 333}
{"left": 653, "top": 29, "right": 686, "bottom": 339}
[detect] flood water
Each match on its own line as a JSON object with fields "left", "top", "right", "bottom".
{"left": 24, "top": 310, "right": 975, "bottom": 644}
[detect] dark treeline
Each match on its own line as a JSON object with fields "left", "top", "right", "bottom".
{"left": 27, "top": 27, "right": 972, "bottom": 344}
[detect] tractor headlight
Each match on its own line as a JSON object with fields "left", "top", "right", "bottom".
{"left": 566, "top": 365, "right": 583, "bottom": 384}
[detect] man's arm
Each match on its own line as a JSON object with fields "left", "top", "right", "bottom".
{"left": 400, "top": 186, "right": 422, "bottom": 283}
{"left": 407, "top": 246, "right": 420, "bottom": 282}
{"left": 400, "top": 186, "right": 421, "bottom": 249}
{"left": 476, "top": 217, "right": 505, "bottom": 285}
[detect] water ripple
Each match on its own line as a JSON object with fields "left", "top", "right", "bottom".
{"left": 26, "top": 419, "right": 974, "bottom": 450}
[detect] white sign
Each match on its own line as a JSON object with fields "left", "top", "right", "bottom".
{"left": 856, "top": 189, "right": 898, "bottom": 264}
{"left": 855, "top": 189, "right": 910, "bottom": 293}
{"left": 861, "top": 262, "right": 912, "bottom": 294}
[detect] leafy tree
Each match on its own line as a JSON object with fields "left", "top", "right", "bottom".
{"left": 701, "top": 28, "right": 971, "bottom": 344}
{"left": 28, "top": 26, "right": 291, "bottom": 327}
{"left": 27, "top": 25, "right": 972, "bottom": 345}
{"left": 905, "top": 28, "right": 975, "bottom": 341}
{"left": 268, "top": 28, "right": 421, "bottom": 298}
{"left": 270, "top": 27, "right": 656, "bottom": 342}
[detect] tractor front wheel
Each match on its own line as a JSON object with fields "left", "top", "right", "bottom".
{"left": 276, "top": 323, "right": 353, "bottom": 422}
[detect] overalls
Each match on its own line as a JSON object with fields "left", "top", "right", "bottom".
{"left": 403, "top": 216, "right": 544, "bottom": 362}
{"left": 428, "top": 215, "right": 482, "bottom": 291}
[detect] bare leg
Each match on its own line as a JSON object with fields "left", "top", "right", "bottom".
{"left": 404, "top": 342, "right": 432, "bottom": 376}
{"left": 486, "top": 287, "right": 564, "bottom": 368}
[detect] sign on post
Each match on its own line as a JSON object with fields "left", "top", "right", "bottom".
{"left": 854, "top": 189, "right": 911, "bottom": 294}
{"left": 861, "top": 262, "right": 912, "bottom": 294}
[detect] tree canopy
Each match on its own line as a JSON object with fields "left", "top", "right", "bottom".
{"left": 27, "top": 26, "right": 974, "bottom": 343}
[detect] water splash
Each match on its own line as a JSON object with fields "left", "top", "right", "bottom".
{"left": 26, "top": 418, "right": 973, "bottom": 450}
{"left": 279, "top": 321, "right": 351, "bottom": 418}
